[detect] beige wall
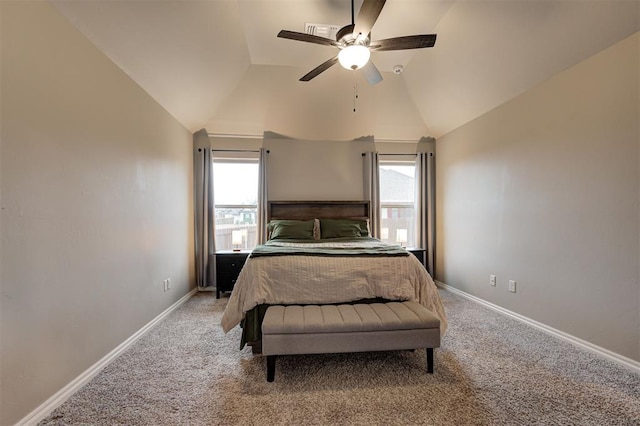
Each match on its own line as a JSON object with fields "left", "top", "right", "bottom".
{"left": 205, "top": 64, "right": 431, "bottom": 141}
{"left": 208, "top": 134, "right": 433, "bottom": 202}
{"left": 0, "top": 2, "right": 195, "bottom": 424}
{"left": 264, "top": 136, "right": 375, "bottom": 201}
{"left": 436, "top": 33, "right": 639, "bottom": 361}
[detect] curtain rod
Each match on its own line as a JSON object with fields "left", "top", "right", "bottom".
{"left": 212, "top": 149, "right": 270, "bottom": 153}
{"left": 361, "top": 153, "right": 418, "bottom": 156}
{"left": 197, "top": 148, "right": 269, "bottom": 153}
{"left": 361, "top": 152, "right": 433, "bottom": 156}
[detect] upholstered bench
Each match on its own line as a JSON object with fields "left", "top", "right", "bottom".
{"left": 261, "top": 301, "right": 441, "bottom": 382}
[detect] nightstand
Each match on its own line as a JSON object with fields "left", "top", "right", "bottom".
{"left": 407, "top": 248, "right": 426, "bottom": 268}
{"left": 215, "top": 250, "right": 250, "bottom": 298}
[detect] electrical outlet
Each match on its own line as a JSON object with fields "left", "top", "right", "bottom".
{"left": 490, "top": 275, "right": 496, "bottom": 286}
{"left": 509, "top": 280, "right": 517, "bottom": 293}
{"left": 163, "top": 279, "right": 169, "bottom": 292}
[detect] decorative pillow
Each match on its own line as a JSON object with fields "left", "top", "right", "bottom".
{"left": 268, "top": 219, "right": 316, "bottom": 240}
{"left": 320, "top": 218, "right": 370, "bottom": 239}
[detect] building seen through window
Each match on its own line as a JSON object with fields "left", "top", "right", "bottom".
{"left": 379, "top": 162, "right": 417, "bottom": 248}
{"left": 213, "top": 159, "right": 259, "bottom": 250}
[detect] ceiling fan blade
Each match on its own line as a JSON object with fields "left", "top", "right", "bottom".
{"left": 370, "top": 34, "right": 437, "bottom": 51}
{"left": 361, "top": 61, "right": 383, "bottom": 86}
{"left": 277, "top": 30, "right": 338, "bottom": 47}
{"left": 353, "top": 0, "right": 386, "bottom": 39}
{"left": 300, "top": 56, "right": 339, "bottom": 81}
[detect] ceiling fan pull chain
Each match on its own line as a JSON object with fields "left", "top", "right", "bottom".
{"left": 353, "top": 79, "right": 359, "bottom": 112}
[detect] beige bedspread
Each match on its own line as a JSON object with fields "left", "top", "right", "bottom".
{"left": 220, "top": 247, "right": 448, "bottom": 336}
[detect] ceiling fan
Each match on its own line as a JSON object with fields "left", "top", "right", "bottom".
{"left": 277, "top": 0, "right": 437, "bottom": 85}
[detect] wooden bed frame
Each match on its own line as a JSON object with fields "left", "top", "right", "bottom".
{"left": 268, "top": 200, "right": 370, "bottom": 222}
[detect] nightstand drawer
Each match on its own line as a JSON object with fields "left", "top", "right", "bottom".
{"left": 216, "top": 274, "right": 239, "bottom": 293}
{"left": 216, "top": 258, "right": 245, "bottom": 273}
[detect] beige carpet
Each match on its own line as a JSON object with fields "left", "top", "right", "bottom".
{"left": 40, "top": 290, "right": 640, "bottom": 425}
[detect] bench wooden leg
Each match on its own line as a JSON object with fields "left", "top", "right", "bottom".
{"left": 267, "top": 355, "right": 276, "bottom": 382}
{"left": 426, "top": 348, "right": 434, "bottom": 374}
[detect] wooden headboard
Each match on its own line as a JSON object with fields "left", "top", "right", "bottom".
{"left": 268, "top": 201, "right": 370, "bottom": 222}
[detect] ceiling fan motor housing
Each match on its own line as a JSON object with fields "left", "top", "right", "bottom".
{"left": 336, "top": 24, "right": 369, "bottom": 46}
{"left": 336, "top": 24, "right": 354, "bottom": 43}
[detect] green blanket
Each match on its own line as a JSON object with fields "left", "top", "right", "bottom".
{"left": 250, "top": 237, "right": 410, "bottom": 258}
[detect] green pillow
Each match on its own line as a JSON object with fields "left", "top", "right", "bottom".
{"left": 320, "top": 218, "right": 370, "bottom": 239}
{"left": 268, "top": 219, "right": 315, "bottom": 240}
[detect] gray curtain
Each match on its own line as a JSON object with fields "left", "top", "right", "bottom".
{"left": 256, "top": 148, "right": 269, "bottom": 244}
{"left": 416, "top": 152, "right": 435, "bottom": 275}
{"left": 194, "top": 143, "right": 215, "bottom": 289}
{"left": 363, "top": 152, "right": 381, "bottom": 238}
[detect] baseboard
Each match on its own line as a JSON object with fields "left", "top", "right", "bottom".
{"left": 18, "top": 288, "right": 198, "bottom": 426}
{"left": 436, "top": 280, "right": 640, "bottom": 374}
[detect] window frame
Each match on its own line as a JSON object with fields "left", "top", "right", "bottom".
{"left": 212, "top": 156, "right": 260, "bottom": 251}
{"left": 378, "top": 159, "right": 418, "bottom": 247}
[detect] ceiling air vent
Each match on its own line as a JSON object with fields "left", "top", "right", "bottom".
{"left": 304, "top": 23, "right": 340, "bottom": 40}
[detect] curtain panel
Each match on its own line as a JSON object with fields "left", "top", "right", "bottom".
{"left": 363, "top": 152, "right": 381, "bottom": 238}
{"left": 416, "top": 152, "right": 435, "bottom": 275}
{"left": 194, "top": 147, "right": 215, "bottom": 288}
{"left": 256, "top": 148, "right": 269, "bottom": 244}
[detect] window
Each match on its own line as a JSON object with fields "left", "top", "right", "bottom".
{"left": 379, "top": 161, "right": 417, "bottom": 248}
{"left": 213, "top": 158, "right": 259, "bottom": 250}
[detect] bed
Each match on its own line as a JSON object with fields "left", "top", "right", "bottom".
{"left": 220, "top": 200, "right": 447, "bottom": 352}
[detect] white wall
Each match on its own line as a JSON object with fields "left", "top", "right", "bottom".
{"left": 0, "top": 2, "right": 195, "bottom": 424}
{"left": 436, "top": 33, "right": 639, "bottom": 361}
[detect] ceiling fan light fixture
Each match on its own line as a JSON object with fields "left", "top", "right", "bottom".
{"left": 338, "top": 45, "right": 370, "bottom": 70}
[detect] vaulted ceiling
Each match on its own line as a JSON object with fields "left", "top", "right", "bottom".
{"left": 51, "top": 0, "right": 639, "bottom": 140}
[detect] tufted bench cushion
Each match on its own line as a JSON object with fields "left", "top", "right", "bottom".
{"left": 262, "top": 301, "right": 441, "bottom": 382}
